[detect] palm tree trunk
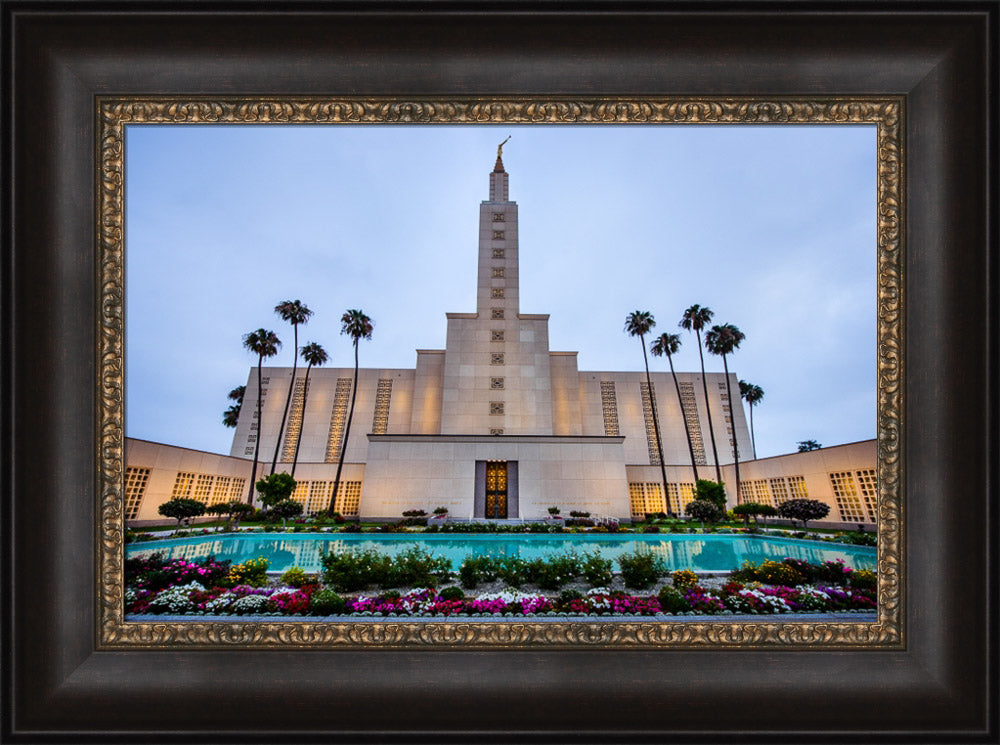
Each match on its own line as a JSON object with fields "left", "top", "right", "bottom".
{"left": 270, "top": 325, "right": 298, "bottom": 474}
{"left": 696, "top": 330, "right": 722, "bottom": 483}
{"left": 330, "top": 340, "right": 359, "bottom": 516}
{"left": 246, "top": 361, "right": 263, "bottom": 504}
{"left": 721, "top": 356, "right": 741, "bottom": 506}
{"left": 641, "top": 338, "right": 672, "bottom": 517}
{"left": 290, "top": 363, "right": 312, "bottom": 479}
{"left": 749, "top": 405, "right": 757, "bottom": 459}
{"left": 668, "top": 354, "right": 700, "bottom": 485}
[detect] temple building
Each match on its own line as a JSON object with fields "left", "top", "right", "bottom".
{"left": 124, "top": 151, "right": 877, "bottom": 526}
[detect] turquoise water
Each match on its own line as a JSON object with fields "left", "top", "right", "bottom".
{"left": 126, "top": 532, "right": 876, "bottom": 574}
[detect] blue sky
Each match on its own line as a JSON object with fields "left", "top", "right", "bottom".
{"left": 125, "top": 124, "right": 877, "bottom": 459}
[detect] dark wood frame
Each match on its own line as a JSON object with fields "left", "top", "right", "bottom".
{"left": 3, "top": 2, "right": 996, "bottom": 741}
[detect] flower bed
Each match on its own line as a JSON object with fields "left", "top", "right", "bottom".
{"left": 125, "top": 554, "right": 876, "bottom": 618}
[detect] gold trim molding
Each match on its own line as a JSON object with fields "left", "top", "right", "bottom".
{"left": 98, "top": 97, "right": 902, "bottom": 648}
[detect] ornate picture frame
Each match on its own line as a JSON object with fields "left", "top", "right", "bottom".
{"left": 100, "top": 96, "right": 902, "bottom": 649}
{"left": 4, "top": 4, "right": 995, "bottom": 741}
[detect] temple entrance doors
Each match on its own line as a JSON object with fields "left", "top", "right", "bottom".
{"left": 485, "top": 461, "right": 508, "bottom": 519}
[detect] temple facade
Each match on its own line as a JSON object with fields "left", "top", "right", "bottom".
{"left": 124, "top": 153, "right": 876, "bottom": 526}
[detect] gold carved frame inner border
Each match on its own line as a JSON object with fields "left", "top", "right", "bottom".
{"left": 97, "top": 97, "right": 903, "bottom": 649}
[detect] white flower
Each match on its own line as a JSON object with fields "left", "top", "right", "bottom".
{"left": 147, "top": 582, "right": 205, "bottom": 614}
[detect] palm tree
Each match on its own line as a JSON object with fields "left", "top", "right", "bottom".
{"left": 624, "top": 311, "right": 672, "bottom": 517}
{"left": 679, "top": 304, "right": 722, "bottom": 482}
{"left": 242, "top": 328, "right": 281, "bottom": 504}
{"left": 705, "top": 323, "right": 746, "bottom": 504}
{"left": 651, "top": 332, "right": 699, "bottom": 485}
{"left": 289, "top": 341, "right": 328, "bottom": 478}
{"left": 222, "top": 385, "right": 245, "bottom": 428}
{"left": 738, "top": 380, "right": 764, "bottom": 459}
{"left": 270, "top": 300, "right": 313, "bottom": 474}
{"left": 329, "top": 309, "right": 374, "bottom": 516}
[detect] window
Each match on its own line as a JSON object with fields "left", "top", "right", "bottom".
{"left": 491, "top": 288, "right": 504, "bottom": 298}
{"left": 752, "top": 479, "right": 772, "bottom": 506}
{"left": 491, "top": 307, "right": 505, "bottom": 319}
{"left": 493, "top": 230, "right": 505, "bottom": 240}
{"left": 492, "top": 212, "right": 505, "bottom": 222}
{"left": 491, "top": 330, "right": 505, "bottom": 342}
{"left": 491, "top": 353, "right": 505, "bottom": 365}
{"left": 856, "top": 469, "right": 877, "bottom": 522}
{"left": 490, "top": 377, "right": 505, "bottom": 390}
{"left": 639, "top": 381, "right": 661, "bottom": 465}
{"left": 124, "top": 467, "right": 151, "bottom": 520}
{"left": 171, "top": 471, "right": 196, "bottom": 499}
{"left": 325, "top": 378, "right": 353, "bottom": 461}
{"left": 678, "top": 382, "right": 707, "bottom": 464}
{"left": 193, "top": 474, "right": 214, "bottom": 502}
{"left": 492, "top": 267, "right": 505, "bottom": 278}
{"left": 769, "top": 477, "right": 789, "bottom": 503}
{"left": 210, "top": 476, "right": 232, "bottom": 505}
{"left": 489, "top": 401, "right": 505, "bottom": 415}
{"left": 628, "top": 483, "right": 664, "bottom": 517}
{"left": 665, "top": 483, "right": 694, "bottom": 515}
{"left": 229, "top": 478, "right": 246, "bottom": 500}
{"left": 492, "top": 248, "right": 505, "bottom": 259}
{"left": 332, "top": 481, "right": 362, "bottom": 517}
{"left": 830, "top": 471, "right": 865, "bottom": 522}
{"left": 280, "top": 378, "right": 309, "bottom": 462}
{"left": 787, "top": 475, "right": 809, "bottom": 499}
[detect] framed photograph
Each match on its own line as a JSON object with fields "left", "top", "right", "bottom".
{"left": 4, "top": 2, "right": 995, "bottom": 742}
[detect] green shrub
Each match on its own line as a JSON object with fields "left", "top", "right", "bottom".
{"left": 695, "top": 480, "right": 727, "bottom": 513}
{"left": 309, "top": 588, "right": 346, "bottom": 615}
{"left": 528, "top": 553, "right": 580, "bottom": 590}
{"left": 382, "top": 546, "right": 451, "bottom": 588}
{"left": 580, "top": 552, "right": 613, "bottom": 586}
{"left": 729, "top": 560, "right": 805, "bottom": 587}
{"left": 657, "top": 585, "right": 690, "bottom": 614}
{"left": 320, "top": 549, "right": 383, "bottom": 592}
{"left": 459, "top": 555, "right": 495, "bottom": 588}
{"left": 438, "top": 586, "right": 465, "bottom": 601}
{"left": 496, "top": 556, "right": 530, "bottom": 588}
{"left": 280, "top": 565, "right": 311, "bottom": 588}
{"left": 617, "top": 550, "right": 666, "bottom": 590}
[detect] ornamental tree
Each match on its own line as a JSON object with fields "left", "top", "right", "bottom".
{"left": 269, "top": 498, "right": 304, "bottom": 526}
{"left": 777, "top": 498, "right": 831, "bottom": 529}
{"left": 685, "top": 499, "right": 722, "bottom": 532}
{"left": 732, "top": 501, "right": 766, "bottom": 528}
{"left": 157, "top": 497, "right": 207, "bottom": 527}
{"left": 695, "top": 479, "right": 727, "bottom": 514}
{"left": 256, "top": 472, "right": 297, "bottom": 510}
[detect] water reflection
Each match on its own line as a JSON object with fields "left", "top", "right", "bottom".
{"left": 127, "top": 533, "right": 876, "bottom": 575}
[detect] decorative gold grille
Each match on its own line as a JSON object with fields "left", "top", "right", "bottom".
{"left": 371, "top": 378, "right": 392, "bottom": 435}
{"left": 787, "top": 475, "right": 809, "bottom": 499}
{"left": 490, "top": 353, "right": 504, "bottom": 365}
{"left": 124, "top": 467, "right": 150, "bottom": 519}
{"left": 209, "top": 476, "right": 232, "bottom": 505}
{"left": 664, "top": 483, "right": 693, "bottom": 514}
{"left": 193, "top": 474, "right": 214, "bottom": 502}
{"left": 280, "top": 377, "right": 309, "bottom": 462}
{"left": 229, "top": 477, "right": 246, "bottom": 501}
{"left": 491, "top": 307, "right": 504, "bottom": 319}
{"left": 639, "top": 382, "right": 661, "bottom": 466}
{"left": 492, "top": 212, "right": 505, "bottom": 222}
{"left": 491, "top": 330, "right": 505, "bottom": 341}
{"left": 600, "top": 381, "right": 619, "bottom": 436}
{"left": 752, "top": 479, "right": 772, "bottom": 506}
{"left": 677, "top": 382, "right": 707, "bottom": 465}
{"left": 333, "top": 481, "right": 362, "bottom": 517}
{"left": 492, "top": 268, "right": 504, "bottom": 278}
{"left": 489, "top": 428, "right": 504, "bottom": 436}
{"left": 856, "top": 469, "right": 878, "bottom": 521}
{"left": 830, "top": 471, "right": 865, "bottom": 521}
{"left": 490, "top": 377, "right": 504, "bottom": 390}
{"left": 308, "top": 480, "right": 331, "bottom": 514}
{"left": 769, "top": 477, "right": 789, "bottom": 504}
{"left": 492, "top": 230, "right": 505, "bottom": 240}
{"left": 489, "top": 401, "right": 504, "bottom": 415}
{"left": 492, "top": 248, "right": 505, "bottom": 259}
{"left": 491, "top": 288, "right": 504, "bottom": 298}
{"left": 628, "top": 482, "right": 664, "bottom": 517}
{"left": 171, "top": 471, "right": 195, "bottom": 499}
{"left": 325, "top": 378, "right": 353, "bottom": 462}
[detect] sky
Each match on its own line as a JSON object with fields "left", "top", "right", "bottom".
{"left": 125, "top": 123, "right": 877, "bottom": 459}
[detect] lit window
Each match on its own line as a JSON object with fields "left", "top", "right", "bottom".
{"left": 492, "top": 267, "right": 505, "bottom": 278}
{"left": 492, "top": 213, "right": 505, "bottom": 222}
{"left": 493, "top": 230, "right": 505, "bottom": 240}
